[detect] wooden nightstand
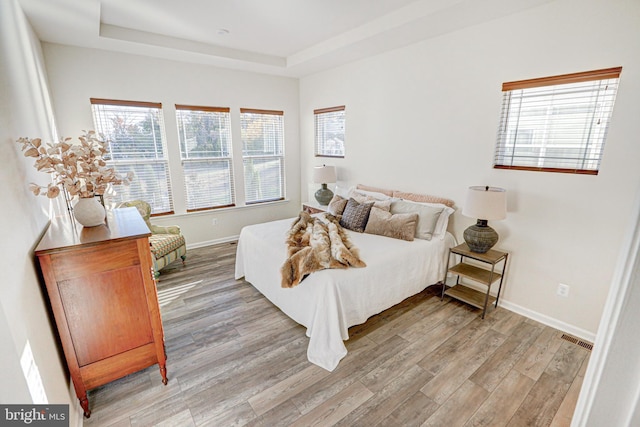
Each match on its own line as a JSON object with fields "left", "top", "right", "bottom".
{"left": 302, "top": 202, "right": 327, "bottom": 214}
{"left": 441, "top": 243, "right": 509, "bottom": 318}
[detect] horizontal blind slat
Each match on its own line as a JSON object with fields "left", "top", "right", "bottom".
{"left": 495, "top": 69, "right": 620, "bottom": 175}
{"left": 315, "top": 107, "right": 345, "bottom": 157}
{"left": 176, "top": 107, "right": 235, "bottom": 211}
{"left": 502, "top": 67, "right": 622, "bottom": 91}
{"left": 240, "top": 110, "right": 285, "bottom": 204}
{"left": 91, "top": 100, "right": 173, "bottom": 214}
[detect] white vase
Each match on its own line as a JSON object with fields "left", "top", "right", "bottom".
{"left": 73, "top": 197, "right": 106, "bottom": 227}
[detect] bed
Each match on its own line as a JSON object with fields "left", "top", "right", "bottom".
{"left": 234, "top": 186, "right": 456, "bottom": 371}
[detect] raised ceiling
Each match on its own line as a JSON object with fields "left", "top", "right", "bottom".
{"left": 18, "top": 0, "right": 554, "bottom": 77}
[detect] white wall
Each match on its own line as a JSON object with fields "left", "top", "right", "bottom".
{"left": 0, "top": 0, "right": 80, "bottom": 423}
{"left": 299, "top": 0, "right": 640, "bottom": 337}
{"left": 42, "top": 44, "right": 302, "bottom": 247}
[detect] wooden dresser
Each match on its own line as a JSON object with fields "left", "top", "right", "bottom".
{"left": 35, "top": 207, "right": 167, "bottom": 418}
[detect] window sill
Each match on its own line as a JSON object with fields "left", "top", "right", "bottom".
{"left": 158, "top": 199, "right": 292, "bottom": 220}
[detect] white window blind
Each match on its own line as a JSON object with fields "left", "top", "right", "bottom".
{"left": 314, "top": 106, "right": 345, "bottom": 157}
{"left": 90, "top": 98, "right": 174, "bottom": 214}
{"left": 495, "top": 67, "right": 622, "bottom": 175}
{"left": 175, "top": 105, "right": 235, "bottom": 211}
{"left": 240, "top": 108, "right": 285, "bottom": 204}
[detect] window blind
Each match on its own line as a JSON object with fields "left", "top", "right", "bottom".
{"left": 494, "top": 67, "right": 622, "bottom": 175}
{"left": 175, "top": 105, "right": 235, "bottom": 212}
{"left": 240, "top": 108, "right": 285, "bottom": 204}
{"left": 90, "top": 98, "right": 174, "bottom": 214}
{"left": 314, "top": 106, "right": 345, "bottom": 158}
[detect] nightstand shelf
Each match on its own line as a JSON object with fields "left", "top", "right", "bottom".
{"left": 444, "top": 284, "right": 496, "bottom": 309}
{"left": 448, "top": 263, "right": 502, "bottom": 285}
{"left": 441, "top": 243, "right": 508, "bottom": 318}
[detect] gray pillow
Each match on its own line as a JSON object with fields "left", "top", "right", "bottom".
{"left": 339, "top": 198, "right": 374, "bottom": 232}
{"left": 365, "top": 207, "right": 418, "bottom": 241}
{"left": 390, "top": 200, "right": 444, "bottom": 240}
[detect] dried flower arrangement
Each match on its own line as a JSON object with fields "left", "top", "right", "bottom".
{"left": 17, "top": 130, "right": 133, "bottom": 199}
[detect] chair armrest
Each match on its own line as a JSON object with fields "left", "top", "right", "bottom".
{"left": 151, "top": 224, "right": 181, "bottom": 234}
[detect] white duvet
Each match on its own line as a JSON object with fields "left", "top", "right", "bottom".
{"left": 234, "top": 217, "right": 455, "bottom": 371}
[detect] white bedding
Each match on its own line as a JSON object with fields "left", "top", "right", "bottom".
{"left": 234, "top": 217, "right": 455, "bottom": 371}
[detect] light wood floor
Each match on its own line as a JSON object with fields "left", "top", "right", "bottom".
{"left": 84, "top": 242, "right": 590, "bottom": 427}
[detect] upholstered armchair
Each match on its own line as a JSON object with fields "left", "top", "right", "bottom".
{"left": 116, "top": 200, "right": 186, "bottom": 277}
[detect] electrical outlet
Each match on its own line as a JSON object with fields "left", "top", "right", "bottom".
{"left": 557, "top": 283, "right": 570, "bottom": 298}
{"left": 211, "top": 218, "right": 218, "bottom": 226}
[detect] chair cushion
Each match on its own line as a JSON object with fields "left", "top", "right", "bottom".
{"left": 149, "top": 234, "right": 186, "bottom": 259}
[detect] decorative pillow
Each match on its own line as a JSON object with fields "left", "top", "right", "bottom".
{"left": 339, "top": 198, "right": 374, "bottom": 232}
{"left": 351, "top": 188, "right": 393, "bottom": 201}
{"left": 351, "top": 193, "right": 392, "bottom": 211}
{"left": 327, "top": 194, "right": 348, "bottom": 216}
{"left": 392, "top": 190, "right": 455, "bottom": 208}
{"left": 390, "top": 199, "right": 444, "bottom": 240}
{"left": 365, "top": 207, "right": 418, "bottom": 241}
{"left": 424, "top": 203, "right": 455, "bottom": 239}
{"left": 356, "top": 184, "right": 394, "bottom": 197}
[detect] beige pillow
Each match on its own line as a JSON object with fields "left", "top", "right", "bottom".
{"left": 327, "top": 194, "right": 348, "bottom": 216}
{"left": 390, "top": 200, "right": 444, "bottom": 240}
{"left": 365, "top": 207, "right": 418, "bottom": 241}
{"left": 351, "top": 193, "right": 391, "bottom": 211}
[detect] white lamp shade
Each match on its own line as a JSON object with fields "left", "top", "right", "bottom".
{"left": 313, "top": 165, "right": 337, "bottom": 184}
{"left": 462, "top": 186, "right": 507, "bottom": 220}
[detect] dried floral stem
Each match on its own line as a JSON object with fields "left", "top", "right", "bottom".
{"left": 17, "top": 130, "right": 133, "bottom": 199}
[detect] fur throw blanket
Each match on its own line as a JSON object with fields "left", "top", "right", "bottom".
{"left": 281, "top": 211, "right": 366, "bottom": 288}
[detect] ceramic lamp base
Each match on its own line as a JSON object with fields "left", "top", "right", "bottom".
{"left": 463, "top": 219, "right": 498, "bottom": 253}
{"left": 314, "top": 183, "right": 334, "bottom": 206}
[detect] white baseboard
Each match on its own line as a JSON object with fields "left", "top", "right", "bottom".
{"left": 444, "top": 276, "right": 596, "bottom": 343}
{"left": 499, "top": 299, "right": 596, "bottom": 343}
{"left": 186, "top": 235, "right": 239, "bottom": 250}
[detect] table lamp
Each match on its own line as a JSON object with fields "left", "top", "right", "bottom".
{"left": 462, "top": 186, "right": 507, "bottom": 253}
{"left": 313, "top": 165, "right": 336, "bottom": 205}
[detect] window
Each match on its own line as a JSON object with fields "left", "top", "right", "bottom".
{"left": 175, "top": 105, "right": 234, "bottom": 211}
{"left": 494, "top": 67, "right": 622, "bottom": 175}
{"left": 240, "top": 108, "right": 285, "bottom": 204}
{"left": 315, "top": 106, "right": 345, "bottom": 157}
{"left": 91, "top": 98, "right": 173, "bottom": 214}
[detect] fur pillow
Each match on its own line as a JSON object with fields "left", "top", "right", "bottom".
{"left": 327, "top": 194, "right": 348, "bottom": 216}
{"left": 339, "top": 198, "right": 374, "bottom": 232}
{"left": 365, "top": 207, "right": 418, "bottom": 241}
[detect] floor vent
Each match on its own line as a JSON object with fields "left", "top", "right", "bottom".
{"left": 561, "top": 334, "right": 593, "bottom": 351}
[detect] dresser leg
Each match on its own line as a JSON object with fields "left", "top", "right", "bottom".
{"left": 160, "top": 363, "right": 168, "bottom": 385}
{"left": 80, "top": 395, "right": 91, "bottom": 418}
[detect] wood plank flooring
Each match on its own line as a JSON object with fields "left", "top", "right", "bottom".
{"left": 84, "top": 242, "right": 590, "bottom": 426}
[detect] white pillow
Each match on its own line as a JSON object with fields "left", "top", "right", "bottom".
{"left": 401, "top": 200, "right": 454, "bottom": 239}
{"left": 349, "top": 188, "right": 394, "bottom": 201}
{"left": 334, "top": 184, "right": 351, "bottom": 199}
{"left": 431, "top": 204, "right": 455, "bottom": 239}
{"left": 390, "top": 200, "right": 444, "bottom": 240}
